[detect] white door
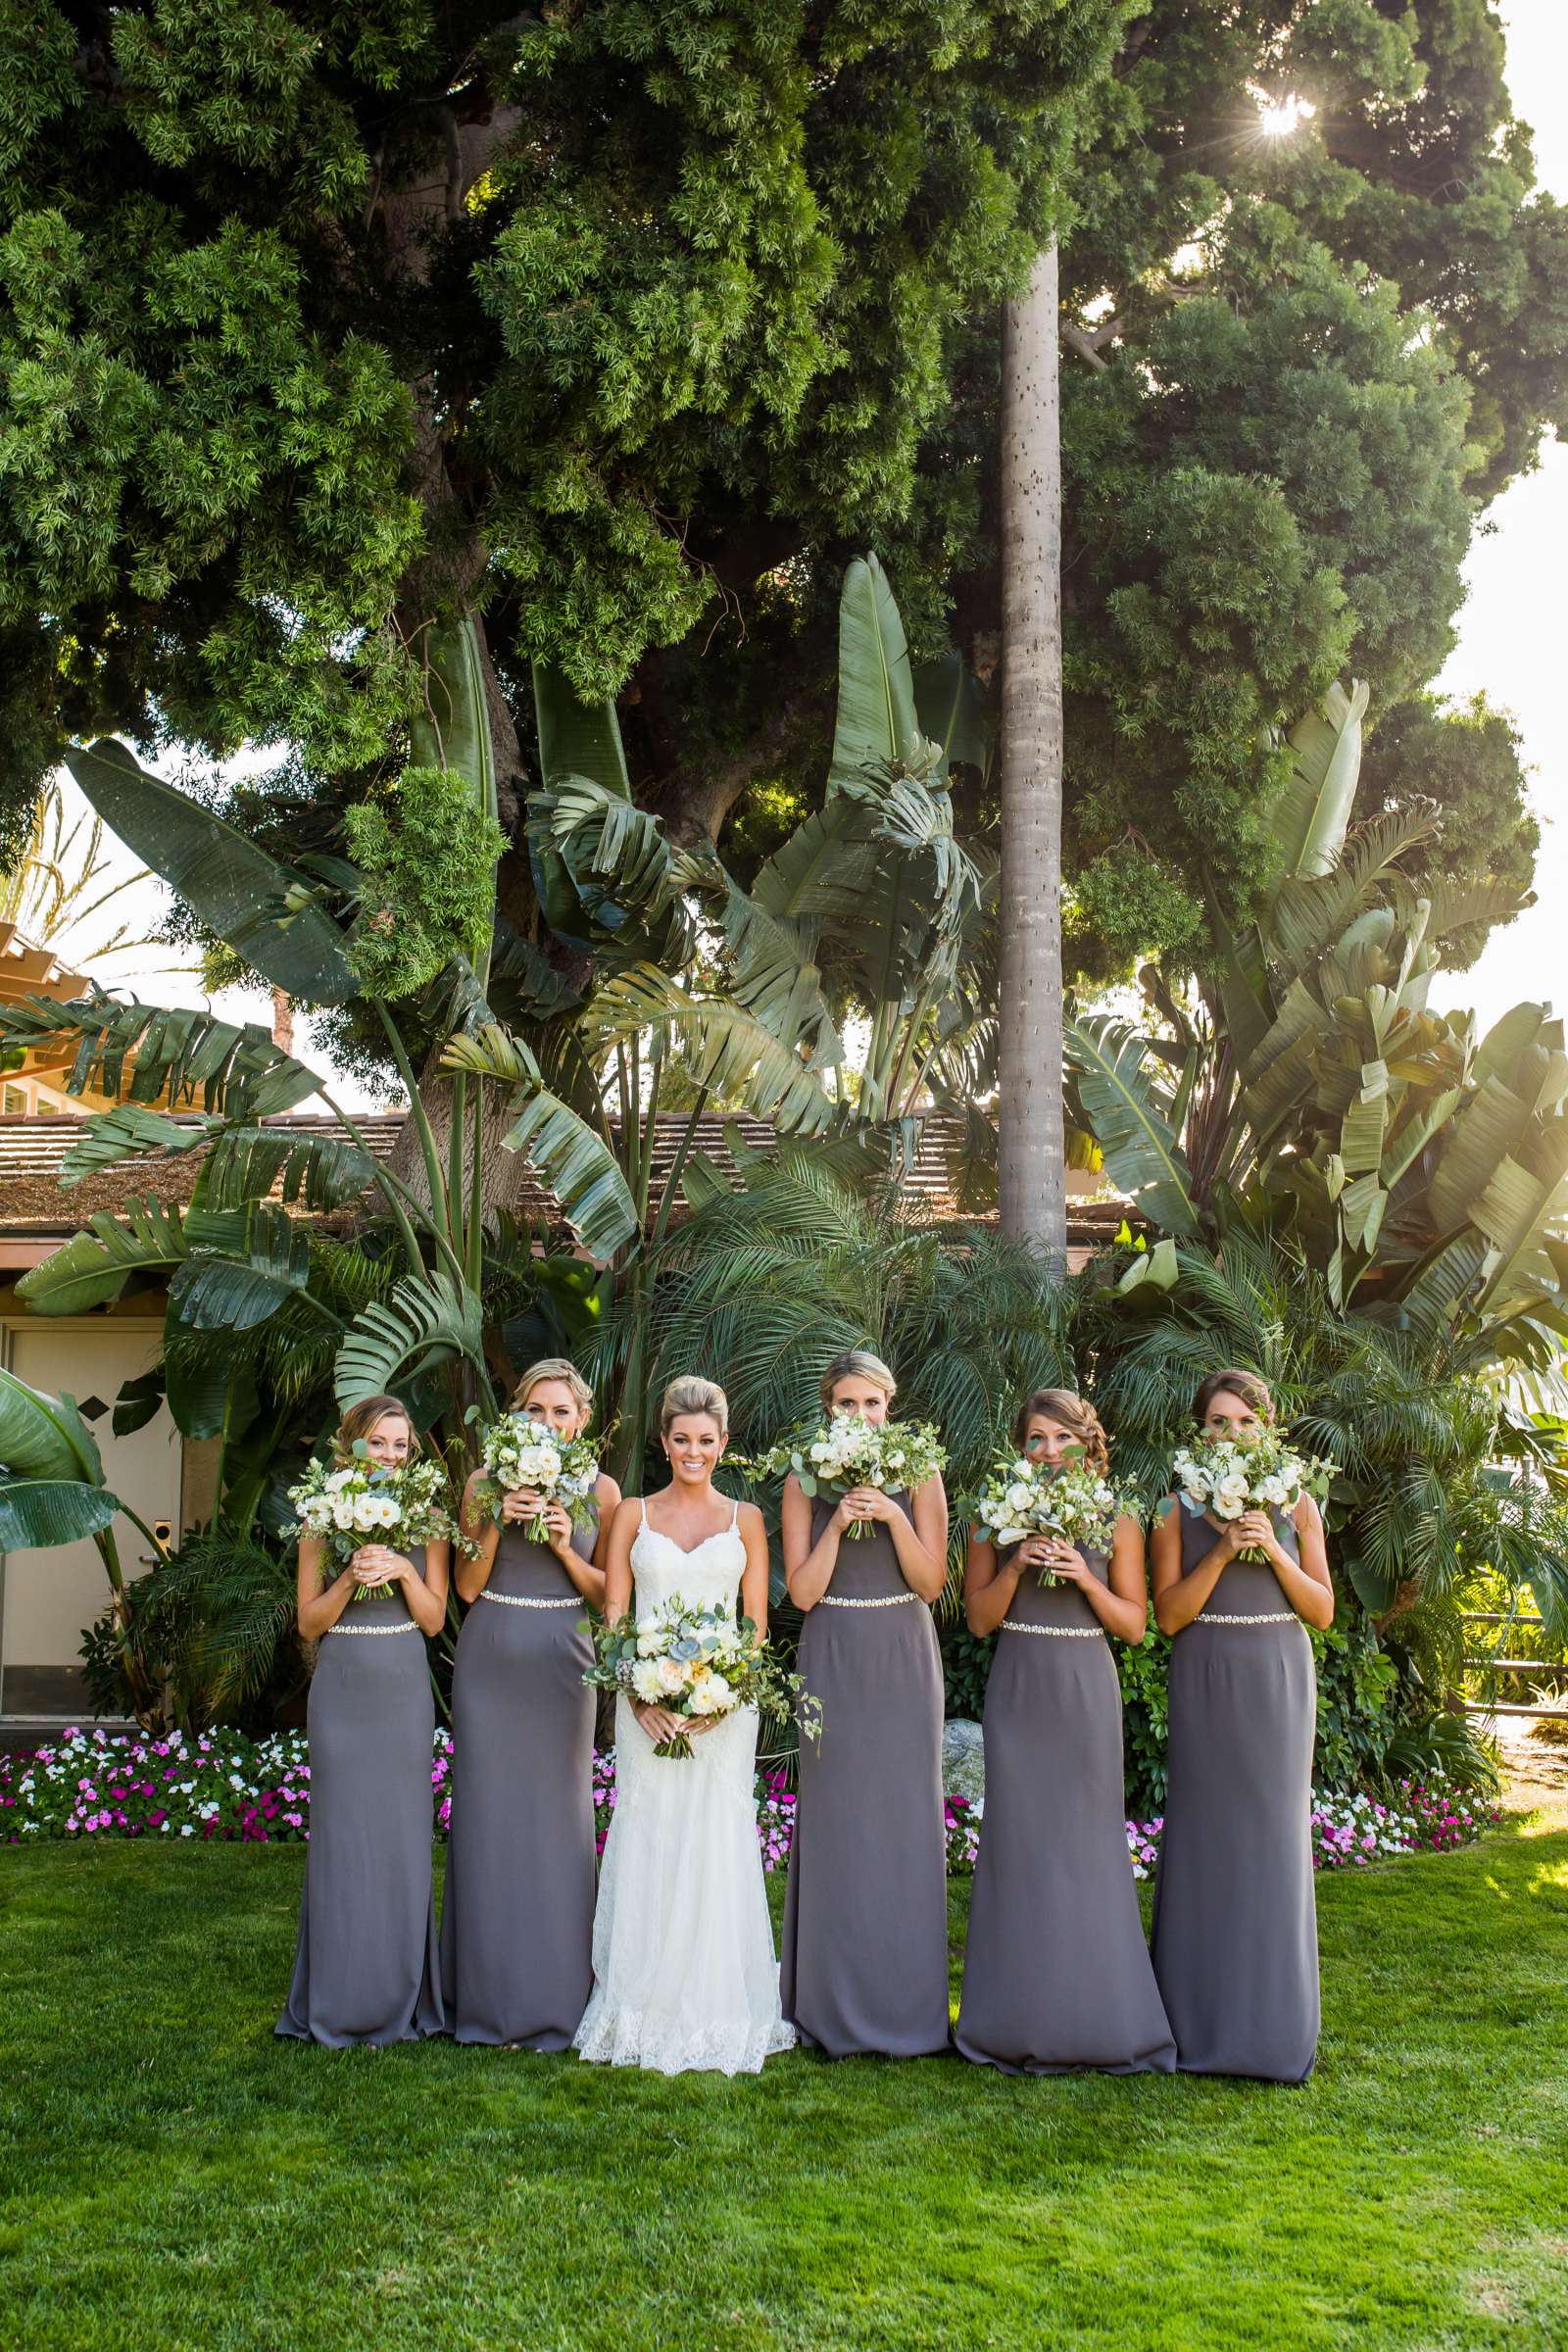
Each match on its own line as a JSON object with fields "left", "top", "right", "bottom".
{"left": 1, "top": 1321, "right": 181, "bottom": 1717}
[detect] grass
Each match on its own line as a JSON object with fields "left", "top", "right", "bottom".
{"left": 2, "top": 1817, "right": 1566, "bottom": 2352}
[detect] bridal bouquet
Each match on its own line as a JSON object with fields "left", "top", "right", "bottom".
{"left": 749, "top": 1416, "right": 948, "bottom": 1538}
{"left": 287, "top": 1453, "right": 457, "bottom": 1599}
{"left": 471, "top": 1415, "right": 600, "bottom": 1530}
{"left": 585, "top": 1597, "right": 821, "bottom": 1759}
{"left": 1169, "top": 1432, "right": 1335, "bottom": 1563}
{"left": 969, "top": 1449, "right": 1126, "bottom": 1573}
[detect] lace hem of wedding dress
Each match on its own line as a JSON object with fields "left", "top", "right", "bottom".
{"left": 573, "top": 2000, "right": 796, "bottom": 2077}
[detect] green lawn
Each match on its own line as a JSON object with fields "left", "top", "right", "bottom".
{"left": 2, "top": 1819, "right": 1566, "bottom": 2352}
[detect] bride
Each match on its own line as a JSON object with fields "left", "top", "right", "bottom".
{"left": 573, "top": 1375, "right": 796, "bottom": 2075}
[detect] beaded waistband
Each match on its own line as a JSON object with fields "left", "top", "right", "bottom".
{"left": 1001, "top": 1620, "right": 1103, "bottom": 1640}
{"left": 817, "top": 1589, "right": 919, "bottom": 1609}
{"left": 1195, "top": 1610, "right": 1298, "bottom": 1626}
{"left": 325, "top": 1618, "right": 420, "bottom": 1637}
{"left": 479, "top": 1589, "right": 581, "bottom": 1610}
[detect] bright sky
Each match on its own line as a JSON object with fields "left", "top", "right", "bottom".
{"left": 34, "top": 0, "right": 1568, "bottom": 1098}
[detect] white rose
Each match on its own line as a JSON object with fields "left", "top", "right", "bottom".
{"left": 1012, "top": 1459, "right": 1034, "bottom": 1481}
{"left": 1215, "top": 1474, "right": 1250, "bottom": 1508}
{"left": 325, "top": 1469, "right": 353, "bottom": 1492}
{"left": 657, "top": 1657, "right": 686, "bottom": 1694}
{"left": 331, "top": 1501, "right": 356, "bottom": 1531}
{"left": 689, "top": 1673, "right": 732, "bottom": 1715}
{"left": 1257, "top": 1475, "right": 1289, "bottom": 1506}
{"left": 636, "top": 1631, "right": 662, "bottom": 1658}
{"left": 1005, "top": 1483, "right": 1033, "bottom": 1515}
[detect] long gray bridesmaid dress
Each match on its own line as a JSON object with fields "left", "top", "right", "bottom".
{"left": 780, "top": 1493, "right": 950, "bottom": 2058}
{"left": 276, "top": 1556, "right": 444, "bottom": 2047}
{"left": 956, "top": 1547, "right": 1175, "bottom": 2074}
{"left": 439, "top": 1518, "right": 597, "bottom": 2048}
{"left": 1151, "top": 1507, "right": 1320, "bottom": 2082}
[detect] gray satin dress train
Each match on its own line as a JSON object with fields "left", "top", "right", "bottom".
{"left": 277, "top": 1556, "right": 444, "bottom": 2047}
{"left": 956, "top": 1548, "right": 1175, "bottom": 2074}
{"left": 440, "top": 1519, "right": 597, "bottom": 2049}
{"left": 780, "top": 1494, "right": 950, "bottom": 2058}
{"left": 1151, "top": 1508, "right": 1320, "bottom": 2082}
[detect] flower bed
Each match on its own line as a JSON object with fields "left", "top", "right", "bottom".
{"left": 2, "top": 1728, "right": 1499, "bottom": 1869}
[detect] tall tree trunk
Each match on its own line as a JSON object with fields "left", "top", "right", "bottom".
{"left": 270, "top": 988, "right": 294, "bottom": 1055}
{"left": 998, "top": 239, "right": 1067, "bottom": 1261}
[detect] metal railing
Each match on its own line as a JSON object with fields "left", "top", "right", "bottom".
{"left": 1461, "top": 1609, "right": 1568, "bottom": 1723}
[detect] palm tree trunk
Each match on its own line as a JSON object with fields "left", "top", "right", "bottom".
{"left": 998, "top": 238, "right": 1067, "bottom": 1260}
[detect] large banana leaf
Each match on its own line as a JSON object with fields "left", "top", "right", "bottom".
{"left": 912, "top": 651, "right": 993, "bottom": 781}
{"left": 715, "top": 884, "right": 841, "bottom": 1066}
{"left": 1267, "top": 808, "right": 1437, "bottom": 978}
{"left": 333, "top": 1272, "right": 486, "bottom": 1410}
{"left": 1426, "top": 1072, "right": 1538, "bottom": 1232}
{"left": 0, "top": 1365, "right": 105, "bottom": 1484}
{"left": 829, "top": 554, "right": 930, "bottom": 797}
{"left": 17, "top": 1199, "right": 194, "bottom": 1315}
{"left": 63, "top": 739, "right": 357, "bottom": 1004}
{"left": 411, "top": 619, "right": 496, "bottom": 823}
{"left": 197, "top": 1127, "right": 376, "bottom": 1212}
{"left": 532, "top": 662, "right": 631, "bottom": 798}
{"left": 528, "top": 774, "right": 699, "bottom": 961}
{"left": 168, "top": 1205, "right": 314, "bottom": 1331}
{"left": 58, "top": 1105, "right": 217, "bottom": 1186}
{"left": 592, "top": 967, "right": 836, "bottom": 1140}
{"left": 1273, "top": 679, "right": 1368, "bottom": 880}
{"left": 1064, "top": 1012, "right": 1200, "bottom": 1239}
{"left": 0, "top": 1478, "right": 122, "bottom": 1549}
{"left": 0, "top": 996, "right": 319, "bottom": 1118}
{"left": 440, "top": 1027, "right": 641, "bottom": 1257}
{"left": 751, "top": 795, "right": 870, "bottom": 928}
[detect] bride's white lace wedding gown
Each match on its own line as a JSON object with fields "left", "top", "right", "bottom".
{"left": 573, "top": 1499, "right": 795, "bottom": 2076}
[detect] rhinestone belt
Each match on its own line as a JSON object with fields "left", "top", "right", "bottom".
{"left": 1002, "top": 1621, "right": 1103, "bottom": 1640}
{"left": 817, "top": 1589, "right": 920, "bottom": 1608}
{"left": 479, "top": 1589, "right": 581, "bottom": 1610}
{"left": 1195, "top": 1611, "right": 1298, "bottom": 1626}
{"left": 326, "top": 1618, "right": 419, "bottom": 1637}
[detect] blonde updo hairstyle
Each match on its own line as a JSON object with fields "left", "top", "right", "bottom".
{"left": 511, "top": 1356, "right": 594, "bottom": 1421}
{"left": 333, "top": 1394, "right": 420, "bottom": 1464}
{"left": 660, "top": 1375, "right": 729, "bottom": 1438}
{"left": 820, "top": 1349, "right": 898, "bottom": 1413}
{"left": 1012, "top": 1387, "right": 1109, "bottom": 1474}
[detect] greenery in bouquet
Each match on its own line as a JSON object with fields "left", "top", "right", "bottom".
{"left": 1166, "top": 1432, "right": 1337, "bottom": 1564}
{"left": 747, "top": 1416, "right": 948, "bottom": 1539}
{"left": 470, "top": 1415, "right": 601, "bottom": 1531}
{"left": 584, "top": 1596, "right": 821, "bottom": 1760}
{"left": 286, "top": 1451, "right": 458, "bottom": 1599}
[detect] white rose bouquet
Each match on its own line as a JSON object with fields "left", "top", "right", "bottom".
{"left": 471, "top": 1415, "right": 600, "bottom": 1530}
{"left": 969, "top": 1449, "right": 1126, "bottom": 1573}
{"left": 1169, "top": 1431, "right": 1335, "bottom": 1563}
{"left": 287, "top": 1452, "right": 457, "bottom": 1599}
{"left": 584, "top": 1596, "right": 820, "bottom": 1759}
{"left": 748, "top": 1416, "right": 948, "bottom": 1538}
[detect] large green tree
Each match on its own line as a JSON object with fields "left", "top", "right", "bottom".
{"left": 0, "top": 0, "right": 1127, "bottom": 874}
{"left": 941, "top": 0, "right": 1566, "bottom": 980}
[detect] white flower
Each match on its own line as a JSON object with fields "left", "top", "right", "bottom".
{"left": 688, "top": 1672, "right": 732, "bottom": 1716}
{"left": 1257, "top": 1474, "right": 1289, "bottom": 1506}
{"left": 656, "top": 1657, "right": 686, "bottom": 1695}
{"left": 1215, "top": 1473, "right": 1250, "bottom": 1508}
{"left": 630, "top": 1660, "right": 663, "bottom": 1702}
{"left": 1005, "top": 1483, "right": 1034, "bottom": 1515}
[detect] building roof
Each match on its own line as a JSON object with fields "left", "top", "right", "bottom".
{"left": 0, "top": 1108, "right": 1135, "bottom": 1261}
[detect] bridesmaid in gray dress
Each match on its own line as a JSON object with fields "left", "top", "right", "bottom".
{"left": 1151, "top": 1368, "right": 1334, "bottom": 2082}
{"left": 441, "top": 1358, "right": 620, "bottom": 2050}
{"left": 277, "top": 1396, "right": 449, "bottom": 2046}
{"left": 956, "top": 1390, "right": 1175, "bottom": 2075}
{"left": 780, "top": 1350, "right": 951, "bottom": 2058}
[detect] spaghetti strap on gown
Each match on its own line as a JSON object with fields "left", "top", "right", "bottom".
{"left": 573, "top": 1500, "right": 794, "bottom": 2077}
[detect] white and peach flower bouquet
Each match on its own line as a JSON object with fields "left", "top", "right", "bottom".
{"left": 584, "top": 1595, "right": 820, "bottom": 1759}
{"left": 287, "top": 1450, "right": 456, "bottom": 1599}
{"left": 749, "top": 1415, "right": 947, "bottom": 1538}
{"left": 969, "top": 1449, "right": 1126, "bottom": 1573}
{"left": 471, "top": 1415, "right": 600, "bottom": 1530}
{"left": 1169, "top": 1431, "right": 1335, "bottom": 1563}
